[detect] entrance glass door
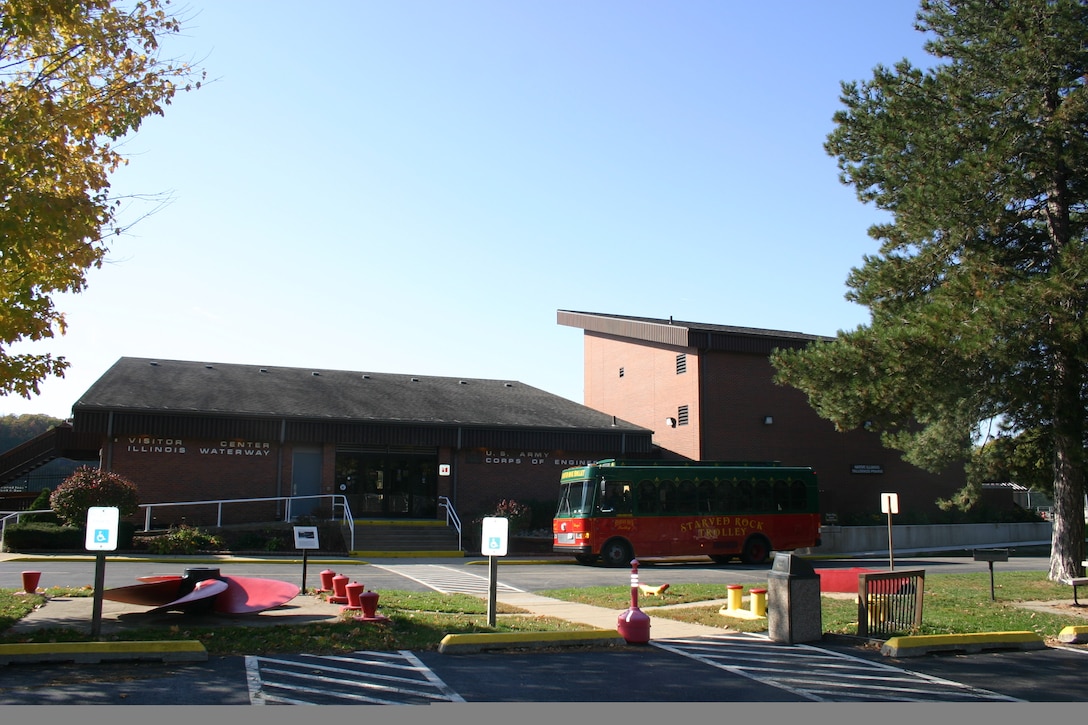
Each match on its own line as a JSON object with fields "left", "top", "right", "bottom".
{"left": 335, "top": 449, "right": 437, "bottom": 519}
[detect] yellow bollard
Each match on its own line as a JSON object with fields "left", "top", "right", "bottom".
{"left": 726, "top": 584, "right": 743, "bottom": 611}
{"left": 867, "top": 594, "right": 887, "bottom": 627}
{"left": 749, "top": 588, "right": 767, "bottom": 617}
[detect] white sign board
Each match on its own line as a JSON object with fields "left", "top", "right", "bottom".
{"left": 881, "top": 492, "right": 900, "bottom": 515}
{"left": 481, "top": 516, "right": 509, "bottom": 557}
{"left": 85, "top": 506, "right": 120, "bottom": 551}
{"left": 293, "top": 526, "right": 320, "bottom": 550}
{"left": 439, "top": 464, "right": 451, "bottom": 476}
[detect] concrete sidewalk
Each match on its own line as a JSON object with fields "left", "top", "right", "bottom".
{"left": 497, "top": 590, "right": 731, "bottom": 639}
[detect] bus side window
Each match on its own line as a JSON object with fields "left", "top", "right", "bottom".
{"left": 791, "top": 480, "right": 808, "bottom": 510}
{"left": 637, "top": 480, "right": 657, "bottom": 514}
{"left": 773, "top": 480, "right": 789, "bottom": 511}
{"left": 677, "top": 480, "right": 697, "bottom": 513}
{"left": 754, "top": 479, "right": 772, "bottom": 511}
{"left": 698, "top": 481, "right": 714, "bottom": 513}
{"left": 599, "top": 481, "right": 633, "bottom": 515}
{"left": 715, "top": 481, "right": 734, "bottom": 512}
{"left": 735, "top": 480, "right": 752, "bottom": 512}
{"left": 659, "top": 481, "right": 676, "bottom": 512}
{"left": 617, "top": 485, "right": 632, "bottom": 514}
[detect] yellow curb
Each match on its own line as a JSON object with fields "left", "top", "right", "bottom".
{"left": 348, "top": 550, "right": 464, "bottom": 558}
{"left": 0, "top": 640, "right": 207, "bottom": 665}
{"left": 438, "top": 629, "right": 625, "bottom": 654}
{"left": 1057, "top": 625, "right": 1088, "bottom": 644}
{"left": 353, "top": 519, "right": 448, "bottom": 527}
{"left": 881, "top": 631, "right": 1045, "bottom": 658}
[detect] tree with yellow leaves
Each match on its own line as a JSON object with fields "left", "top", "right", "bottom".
{"left": 0, "top": 0, "right": 204, "bottom": 399}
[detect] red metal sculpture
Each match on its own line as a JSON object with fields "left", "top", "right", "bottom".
{"left": 102, "top": 567, "right": 300, "bottom": 615}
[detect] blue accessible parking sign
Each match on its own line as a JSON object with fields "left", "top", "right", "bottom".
{"left": 85, "top": 507, "right": 120, "bottom": 552}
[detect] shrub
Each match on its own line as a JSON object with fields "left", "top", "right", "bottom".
{"left": 19, "top": 489, "right": 61, "bottom": 524}
{"left": 1, "top": 522, "right": 83, "bottom": 551}
{"left": 50, "top": 466, "right": 139, "bottom": 527}
{"left": 475, "top": 498, "right": 533, "bottom": 533}
{"left": 145, "top": 525, "right": 225, "bottom": 555}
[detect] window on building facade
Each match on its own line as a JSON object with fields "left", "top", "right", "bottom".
{"left": 677, "top": 405, "right": 689, "bottom": 426}
{"left": 619, "top": 366, "right": 625, "bottom": 378}
{"left": 676, "top": 353, "right": 687, "bottom": 374}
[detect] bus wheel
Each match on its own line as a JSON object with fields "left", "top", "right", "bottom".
{"left": 574, "top": 554, "right": 598, "bottom": 565}
{"left": 599, "top": 539, "right": 632, "bottom": 567}
{"left": 740, "top": 537, "right": 771, "bottom": 565}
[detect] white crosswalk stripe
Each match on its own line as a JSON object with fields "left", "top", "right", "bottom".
{"left": 246, "top": 650, "right": 465, "bottom": 705}
{"left": 653, "top": 633, "right": 1024, "bottom": 702}
{"left": 372, "top": 563, "right": 525, "bottom": 595}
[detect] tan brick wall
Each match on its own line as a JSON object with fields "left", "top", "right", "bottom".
{"left": 582, "top": 332, "right": 966, "bottom": 520}
{"left": 585, "top": 332, "right": 701, "bottom": 459}
{"left": 106, "top": 434, "right": 283, "bottom": 526}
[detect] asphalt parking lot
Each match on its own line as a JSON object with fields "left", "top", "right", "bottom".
{"left": 2, "top": 553, "right": 1087, "bottom": 705}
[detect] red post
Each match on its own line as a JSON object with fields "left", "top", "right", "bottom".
{"left": 318, "top": 569, "right": 336, "bottom": 592}
{"left": 329, "top": 574, "right": 350, "bottom": 604}
{"left": 359, "top": 591, "right": 380, "bottom": 618}
{"left": 343, "top": 581, "right": 364, "bottom": 611}
{"left": 350, "top": 590, "right": 390, "bottom": 622}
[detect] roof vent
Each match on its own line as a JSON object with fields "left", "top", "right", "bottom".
{"left": 411, "top": 377, "right": 420, "bottom": 382}
{"left": 459, "top": 380, "right": 468, "bottom": 385}
{"left": 259, "top": 368, "right": 268, "bottom": 373}
{"left": 312, "top": 371, "right": 320, "bottom": 376}
{"left": 149, "top": 361, "right": 159, "bottom": 366}
{"left": 504, "top": 383, "right": 513, "bottom": 387}
{"left": 204, "top": 365, "right": 214, "bottom": 369}
{"left": 362, "top": 374, "right": 370, "bottom": 379}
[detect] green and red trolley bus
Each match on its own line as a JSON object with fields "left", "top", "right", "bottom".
{"left": 552, "top": 459, "right": 822, "bottom": 566}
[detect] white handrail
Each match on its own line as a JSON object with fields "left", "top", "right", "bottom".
{"left": 0, "top": 509, "right": 51, "bottom": 552}
{"left": 438, "top": 496, "right": 462, "bottom": 551}
{"left": 139, "top": 494, "right": 356, "bottom": 550}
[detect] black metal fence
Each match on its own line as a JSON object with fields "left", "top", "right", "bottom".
{"left": 856, "top": 569, "right": 925, "bottom": 638}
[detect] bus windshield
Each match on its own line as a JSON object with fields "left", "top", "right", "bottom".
{"left": 555, "top": 480, "right": 594, "bottom": 517}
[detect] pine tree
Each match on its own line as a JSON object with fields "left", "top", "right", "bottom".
{"left": 771, "top": 0, "right": 1088, "bottom": 581}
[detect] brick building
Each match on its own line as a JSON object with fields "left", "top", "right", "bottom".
{"left": 558, "top": 310, "right": 966, "bottom": 522}
{"left": 0, "top": 357, "right": 653, "bottom": 528}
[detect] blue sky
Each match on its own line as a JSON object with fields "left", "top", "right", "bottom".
{"left": 3, "top": 0, "right": 933, "bottom": 419}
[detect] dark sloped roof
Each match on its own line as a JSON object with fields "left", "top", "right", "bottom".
{"left": 557, "top": 310, "right": 833, "bottom": 354}
{"left": 73, "top": 357, "right": 646, "bottom": 432}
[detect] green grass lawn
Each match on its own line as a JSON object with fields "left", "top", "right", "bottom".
{"left": 538, "top": 570, "right": 1088, "bottom": 639}
{"left": 2, "top": 570, "right": 1086, "bottom": 655}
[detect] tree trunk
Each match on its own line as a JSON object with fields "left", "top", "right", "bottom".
{"left": 1047, "top": 351, "right": 1086, "bottom": 582}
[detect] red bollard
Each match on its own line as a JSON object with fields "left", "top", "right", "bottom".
{"left": 329, "top": 574, "right": 350, "bottom": 604}
{"left": 20, "top": 571, "right": 41, "bottom": 594}
{"left": 342, "top": 581, "right": 364, "bottom": 611}
{"left": 616, "top": 558, "right": 651, "bottom": 644}
{"left": 351, "top": 590, "right": 390, "bottom": 622}
{"left": 318, "top": 569, "right": 336, "bottom": 593}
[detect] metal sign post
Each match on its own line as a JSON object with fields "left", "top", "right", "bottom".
{"left": 85, "top": 507, "right": 119, "bottom": 639}
{"left": 880, "top": 493, "right": 899, "bottom": 570}
{"left": 481, "top": 517, "right": 509, "bottom": 626}
{"left": 293, "top": 526, "right": 320, "bottom": 592}
{"left": 973, "top": 548, "right": 1009, "bottom": 600}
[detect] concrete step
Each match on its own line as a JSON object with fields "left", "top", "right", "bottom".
{"left": 347, "top": 520, "right": 462, "bottom": 555}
